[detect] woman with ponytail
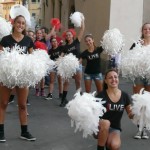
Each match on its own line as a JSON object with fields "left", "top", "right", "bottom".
{"left": 59, "top": 18, "right": 85, "bottom": 107}
{"left": 130, "top": 23, "right": 150, "bottom": 139}
{"left": 0, "top": 15, "right": 36, "bottom": 142}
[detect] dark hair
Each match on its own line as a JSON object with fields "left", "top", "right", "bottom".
{"left": 50, "top": 37, "right": 57, "bottom": 43}
{"left": 141, "top": 22, "right": 150, "bottom": 39}
{"left": 28, "top": 30, "right": 35, "bottom": 34}
{"left": 103, "top": 69, "right": 118, "bottom": 90}
{"left": 12, "top": 15, "right": 26, "bottom": 35}
{"left": 84, "top": 34, "right": 96, "bottom": 49}
{"left": 41, "top": 26, "right": 49, "bottom": 34}
{"left": 35, "top": 28, "right": 42, "bottom": 34}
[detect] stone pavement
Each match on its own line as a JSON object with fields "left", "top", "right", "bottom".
{"left": 0, "top": 77, "right": 150, "bottom": 150}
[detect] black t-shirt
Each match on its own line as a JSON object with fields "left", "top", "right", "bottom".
{"left": 62, "top": 38, "right": 80, "bottom": 58}
{"left": 49, "top": 46, "right": 63, "bottom": 61}
{"left": 80, "top": 46, "right": 103, "bottom": 74}
{"left": 0, "top": 35, "right": 34, "bottom": 54}
{"left": 96, "top": 90, "right": 131, "bottom": 131}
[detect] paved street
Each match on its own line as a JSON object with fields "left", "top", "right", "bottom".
{"left": 0, "top": 77, "right": 150, "bottom": 150}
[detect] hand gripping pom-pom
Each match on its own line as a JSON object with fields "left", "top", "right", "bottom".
{"left": 55, "top": 53, "right": 79, "bottom": 79}
{"left": 101, "top": 28, "right": 124, "bottom": 56}
{"left": 70, "top": 12, "right": 85, "bottom": 27}
{"left": 118, "top": 44, "right": 150, "bottom": 82}
{"left": 66, "top": 91, "right": 106, "bottom": 138}
{"left": 0, "top": 45, "right": 55, "bottom": 88}
{"left": 50, "top": 18, "right": 61, "bottom": 30}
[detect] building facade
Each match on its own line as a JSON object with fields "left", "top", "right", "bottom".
{"left": 0, "top": 0, "right": 21, "bottom": 20}
{"left": 0, "top": 0, "right": 41, "bottom": 27}
{"left": 27, "top": 0, "right": 41, "bottom": 27}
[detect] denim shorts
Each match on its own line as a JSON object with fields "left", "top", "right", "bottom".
{"left": 109, "top": 127, "right": 121, "bottom": 134}
{"left": 76, "top": 64, "right": 83, "bottom": 73}
{"left": 50, "top": 67, "right": 57, "bottom": 73}
{"left": 134, "top": 77, "right": 150, "bottom": 86}
{"left": 84, "top": 73, "right": 103, "bottom": 80}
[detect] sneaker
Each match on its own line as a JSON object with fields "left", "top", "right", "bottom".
{"left": 35, "top": 89, "right": 40, "bottom": 96}
{"left": 20, "top": 132, "right": 36, "bottom": 141}
{"left": 0, "top": 133, "right": 6, "bottom": 142}
{"left": 26, "top": 99, "right": 30, "bottom": 106}
{"left": 59, "top": 99, "right": 68, "bottom": 107}
{"left": 134, "top": 130, "right": 142, "bottom": 139}
{"left": 8, "top": 99, "right": 14, "bottom": 104}
{"left": 8, "top": 95, "right": 15, "bottom": 104}
{"left": 142, "top": 129, "right": 149, "bottom": 139}
{"left": 45, "top": 93, "right": 52, "bottom": 100}
{"left": 26, "top": 102, "right": 31, "bottom": 106}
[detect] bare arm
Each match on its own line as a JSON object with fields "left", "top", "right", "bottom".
{"left": 45, "top": 26, "right": 56, "bottom": 40}
{"left": 79, "top": 58, "right": 82, "bottom": 64}
{"left": 77, "top": 19, "right": 85, "bottom": 42}
{"left": 28, "top": 47, "right": 33, "bottom": 54}
{"left": 125, "top": 104, "right": 134, "bottom": 119}
{"left": 0, "top": 45, "right": 3, "bottom": 51}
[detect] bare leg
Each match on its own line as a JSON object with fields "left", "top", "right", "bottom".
{"left": 84, "top": 79, "right": 92, "bottom": 93}
{"left": 16, "top": 86, "right": 28, "bottom": 125}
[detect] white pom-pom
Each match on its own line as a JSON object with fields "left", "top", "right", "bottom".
{"left": 0, "top": 45, "right": 54, "bottom": 88}
{"left": 70, "top": 11, "right": 85, "bottom": 27}
{"left": 55, "top": 53, "right": 79, "bottom": 79}
{"left": 66, "top": 91, "right": 106, "bottom": 138}
{"left": 131, "top": 89, "right": 150, "bottom": 131}
{"left": 0, "top": 17, "right": 12, "bottom": 39}
{"left": 101, "top": 28, "right": 124, "bottom": 56}
{"left": 119, "top": 44, "right": 150, "bottom": 82}
{"left": 10, "top": 4, "right": 31, "bottom": 27}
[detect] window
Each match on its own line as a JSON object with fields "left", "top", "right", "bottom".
{"left": 32, "top": 13, "right": 36, "bottom": 18}
{"left": 32, "top": 0, "right": 36, "bottom": 2}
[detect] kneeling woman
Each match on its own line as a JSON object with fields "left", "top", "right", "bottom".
{"left": 96, "top": 69, "right": 133, "bottom": 150}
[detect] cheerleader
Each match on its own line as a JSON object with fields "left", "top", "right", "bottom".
{"left": 60, "top": 18, "right": 85, "bottom": 107}
{"left": 96, "top": 69, "right": 133, "bottom": 150}
{"left": 0, "top": 15, "right": 36, "bottom": 142}
{"left": 45, "top": 37, "right": 63, "bottom": 100}
{"left": 130, "top": 23, "right": 150, "bottom": 139}
{"left": 80, "top": 34, "right": 103, "bottom": 94}
{"left": 34, "top": 28, "right": 48, "bottom": 97}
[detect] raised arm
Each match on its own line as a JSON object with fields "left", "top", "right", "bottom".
{"left": 77, "top": 19, "right": 85, "bottom": 42}
{"left": 45, "top": 26, "right": 56, "bottom": 40}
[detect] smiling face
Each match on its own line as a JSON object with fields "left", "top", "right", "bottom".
{"left": 105, "top": 71, "right": 119, "bottom": 89}
{"left": 84, "top": 36, "right": 94, "bottom": 48}
{"left": 36, "top": 29, "right": 43, "bottom": 40}
{"left": 65, "top": 31, "right": 73, "bottom": 42}
{"left": 13, "top": 16, "right": 26, "bottom": 34}
{"left": 142, "top": 23, "right": 150, "bottom": 38}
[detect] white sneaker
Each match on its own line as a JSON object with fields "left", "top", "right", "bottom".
{"left": 142, "top": 129, "right": 149, "bottom": 139}
{"left": 134, "top": 130, "right": 142, "bottom": 139}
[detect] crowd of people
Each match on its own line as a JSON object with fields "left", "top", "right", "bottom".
{"left": 0, "top": 10, "right": 150, "bottom": 150}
